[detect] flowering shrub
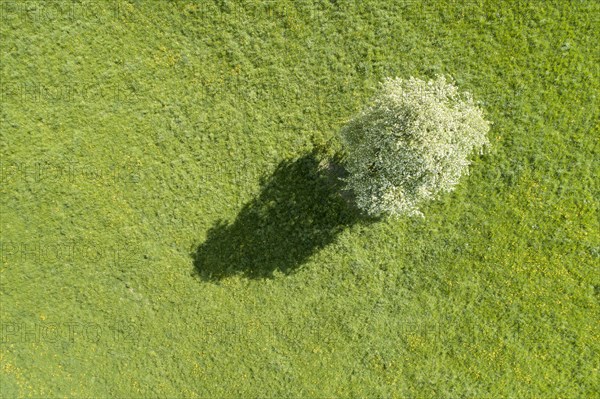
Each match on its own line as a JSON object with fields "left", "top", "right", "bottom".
{"left": 339, "top": 75, "right": 491, "bottom": 217}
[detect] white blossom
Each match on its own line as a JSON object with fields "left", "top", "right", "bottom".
{"left": 340, "top": 75, "right": 491, "bottom": 217}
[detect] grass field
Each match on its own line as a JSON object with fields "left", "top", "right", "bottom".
{"left": 1, "top": 0, "right": 599, "bottom": 397}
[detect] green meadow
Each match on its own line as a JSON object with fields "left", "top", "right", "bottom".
{"left": 0, "top": 0, "right": 598, "bottom": 397}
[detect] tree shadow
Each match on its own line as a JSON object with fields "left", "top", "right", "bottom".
{"left": 191, "top": 150, "right": 380, "bottom": 281}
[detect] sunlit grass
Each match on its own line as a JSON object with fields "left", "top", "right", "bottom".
{"left": 0, "top": 0, "right": 598, "bottom": 397}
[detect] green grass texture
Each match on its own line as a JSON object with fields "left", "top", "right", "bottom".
{"left": 1, "top": 0, "right": 598, "bottom": 397}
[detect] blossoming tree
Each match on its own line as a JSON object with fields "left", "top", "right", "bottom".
{"left": 339, "top": 75, "right": 491, "bottom": 217}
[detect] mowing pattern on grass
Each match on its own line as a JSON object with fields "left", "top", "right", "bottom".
{"left": 1, "top": 0, "right": 598, "bottom": 397}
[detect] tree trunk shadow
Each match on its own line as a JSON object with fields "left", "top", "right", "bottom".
{"left": 191, "top": 150, "right": 380, "bottom": 281}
